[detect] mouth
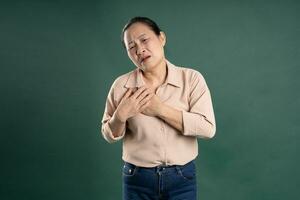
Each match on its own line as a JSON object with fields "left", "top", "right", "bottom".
{"left": 141, "top": 56, "right": 151, "bottom": 63}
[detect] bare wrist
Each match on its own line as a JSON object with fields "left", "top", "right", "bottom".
{"left": 157, "top": 103, "right": 166, "bottom": 118}
{"left": 115, "top": 109, "right": 127, "bottom": 123}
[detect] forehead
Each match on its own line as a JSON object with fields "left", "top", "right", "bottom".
{"left": 124, "top": 23, "right": 155, "bottom": 43}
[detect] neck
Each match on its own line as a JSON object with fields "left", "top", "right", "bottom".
{"left": 142, "top": 59, "right": 167, "bottom": 87}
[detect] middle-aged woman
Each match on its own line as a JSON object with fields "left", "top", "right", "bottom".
{"left": 101, "top": 16, "right": 216, "bottom": 200}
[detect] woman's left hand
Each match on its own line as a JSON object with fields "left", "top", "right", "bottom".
{"left": 142, "top": 94, "right": 163, "bottom": 117}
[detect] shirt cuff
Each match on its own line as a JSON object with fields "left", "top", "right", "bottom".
{"left": 102, "top": 122, "right": 125, "bottom": 143}
{"left": 182, "top": 110, "right": 215, "bottom": 138}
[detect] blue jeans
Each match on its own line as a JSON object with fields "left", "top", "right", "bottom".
{"left": 122, "top": 160, "right": 197, "bottom": 200}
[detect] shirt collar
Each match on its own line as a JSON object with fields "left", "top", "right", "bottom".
{"left": 124, "top": 59, "right": 182, "bottom": 88}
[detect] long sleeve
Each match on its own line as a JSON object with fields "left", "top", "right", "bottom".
{"left": 99, "top": 60, "right": 216, "bottom": 167}
{"left": 101, "top": 84, "right": 125, "bottom": 143}
{"left": 181, "top": 71, "right": 216, "bottom": 138}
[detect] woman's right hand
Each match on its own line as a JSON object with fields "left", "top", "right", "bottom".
{"left": 115, "top": 86, "right": 154, "bottom": 122}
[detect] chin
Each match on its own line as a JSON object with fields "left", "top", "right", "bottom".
{"left": 140, "top": 63, "right": 155, "bottom": 72}
{"left": 138, "top": 65, "right": 147, "bottom": 71}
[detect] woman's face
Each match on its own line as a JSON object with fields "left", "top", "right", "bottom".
{"left": 124, "top": 22, "right": 166, "bottom": 71}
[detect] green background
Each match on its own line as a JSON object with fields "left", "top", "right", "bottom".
{"left": 1, "top": 0, "right": 299, "bottom": 199}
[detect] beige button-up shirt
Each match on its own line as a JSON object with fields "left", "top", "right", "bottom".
{"left": 101, "top": 59, "right": 216, "bottom": 167}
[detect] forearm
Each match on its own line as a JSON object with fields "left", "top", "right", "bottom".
{"left": 108, "top": 109, "right": 126, "bottom": 138}
{"left": 157, "top": 103, "right": 183, "bottom": 132}
{"left": 156, "top": 103, "right": 215, "bottom": 138}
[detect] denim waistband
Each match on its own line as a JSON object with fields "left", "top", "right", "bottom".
{"left": 124, "top": 160, "right": 195, "bottom": 172}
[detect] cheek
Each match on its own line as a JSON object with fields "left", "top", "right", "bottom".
{"left": 128, "top": 52, "right": 139, "bottom": 63}
{"left": 128, "top": 51, "right": 135, "bottom": 59}
{"left": 150, "top": 43, "right": 164, "bottom": 56}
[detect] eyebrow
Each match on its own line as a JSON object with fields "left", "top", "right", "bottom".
{"left": 128, "top": 33, "right": 147, "bottom": 45}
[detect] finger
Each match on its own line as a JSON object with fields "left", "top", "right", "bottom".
{"left": 139, "top": 92, "right": 154, "bottom": 105}
{"left": 131, "top": 86, "right": 147, "bottom": 99}
{"left": 139, "top": 101, "right": 150, "bottom": 112}
{"left": 138, "top": 93, "right": 154, "bottom": 108}
{"left": 132, "top": 87, "right": 138, "bottom": 93}
{"left": 122, "top": 88, "right": 133, "bottom": 100}
{"left": 136, "top": 88, "right": 152, "bottom": 101}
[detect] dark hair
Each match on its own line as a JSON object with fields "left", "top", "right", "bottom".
{"left": 121, "top": 16, "right": 162, "bottom": 49}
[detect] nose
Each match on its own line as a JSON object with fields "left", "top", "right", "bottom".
{"left": 136, "top": 44, "right": 146, "bottom": 55}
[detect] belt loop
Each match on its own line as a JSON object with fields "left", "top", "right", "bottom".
{"left": 155, "top": 166, "right": 160, "bottom": 173}
{"left": 175, "top": 166, "right": 181, "bottom": 175}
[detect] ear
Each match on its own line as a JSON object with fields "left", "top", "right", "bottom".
{"left": 159, "top": 31, "right": 167, "bottom": 47}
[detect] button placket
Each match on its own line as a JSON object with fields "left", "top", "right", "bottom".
{"left": 160, "top": 121, "right": 168, "bottom": 166}
{"left": 160, "top": 125, "right": 164, "bottom": 132}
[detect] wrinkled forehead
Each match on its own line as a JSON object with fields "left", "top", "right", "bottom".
{"left": 124, "top": 23, "right": 154, "bottom": 44}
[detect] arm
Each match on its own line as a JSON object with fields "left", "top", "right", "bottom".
{"left": 157, "top": 103, "right": 183, "bottom": 132}
{"left": 101, "top": 85, "right": 153, "bottom": 143}
{"left": 101, "top": 86, "right": 126, "bottom": 143}
{"left": 108, "top": 111, "right": 127, "bottom": 138}
{"left": 143, "top": 71, "right": 216, "bottom": 139}
{"left": 180, "top": 71, "right": 216, "bottom": 138}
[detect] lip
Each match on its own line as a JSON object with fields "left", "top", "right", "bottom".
{"left": 140, "top": 56, "right": 151, "bottom": 63}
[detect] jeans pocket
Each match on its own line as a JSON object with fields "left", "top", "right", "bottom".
{"left": 177, "top": 161, "right": 196, "bottom": 180}
{"left": 122, "top": 162, "right": 138, "bottom": 177}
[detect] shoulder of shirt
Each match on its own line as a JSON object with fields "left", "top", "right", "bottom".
{"left": 110, "top": 69, "right": 137, "bottom": 89}
{"left": 172, "top": 64, "right": 206, "bottom": 81}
